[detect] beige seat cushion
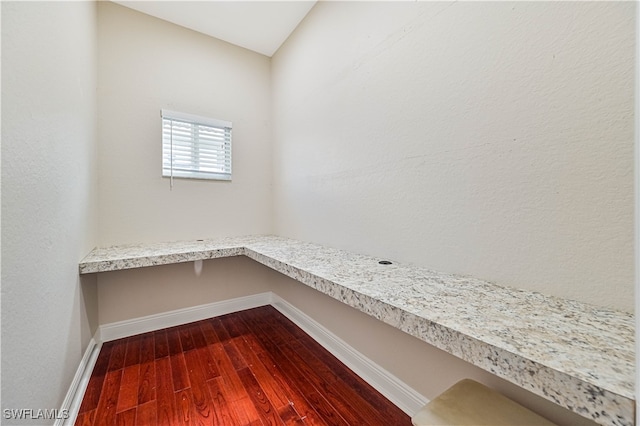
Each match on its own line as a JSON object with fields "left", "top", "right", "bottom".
{"left": 412, "top": 379, "right": 557, "bottom": 426}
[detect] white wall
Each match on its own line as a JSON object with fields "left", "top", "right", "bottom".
{"left": 1, "top": 1, "right": 98, "bottom": 420}
{"left": 635, "top": 3, "right": 639, "bottom": 424}
{"left": 272, "top": 1, "right": 635, "bottom": 312}
{"left": 97, "top": 2, "right": 273, "bottom": 246}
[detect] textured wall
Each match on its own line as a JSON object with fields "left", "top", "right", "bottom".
{"left": 97, "top": 2, "right": 272, "bottom": 246}
{"left": 272, "top": 1, "right": 635, "bottom": 311}
{"left": 1, "top": 1, "right": 98, "bottom": 420}
{"left": 97, "top": 257, "right": 272, "bottom": 324}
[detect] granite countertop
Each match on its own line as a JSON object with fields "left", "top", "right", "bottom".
{"left": 79, "top": 235, "right": 635, "bottom": 426}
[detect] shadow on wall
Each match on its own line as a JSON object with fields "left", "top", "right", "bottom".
{"left": 80, "top": 274, "right": 98, "bottom": 346}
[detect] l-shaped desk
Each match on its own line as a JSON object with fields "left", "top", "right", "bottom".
{"left": 79, "top": 235, "right": 635, "bottom": 426}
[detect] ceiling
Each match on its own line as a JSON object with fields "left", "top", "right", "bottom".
{"left": 112, "top": 1, "right": 317, "bottom": 57}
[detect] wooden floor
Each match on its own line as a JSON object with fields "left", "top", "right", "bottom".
{"left": 75, "top": 305, "right": 412, "bottom": 425}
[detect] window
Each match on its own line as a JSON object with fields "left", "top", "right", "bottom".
{"left": 161, "top": 109, "right": 232, "bottom": 184}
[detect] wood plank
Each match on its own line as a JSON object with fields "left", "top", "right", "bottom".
{"left": 135, "top": 401, "right": 156, "bottom": 426}
{"left": 179, "top": 324, "right": 196, "bottom": 352}
{"left": 199, "top": 320, "right": 221, "bottom": 346}
{"left": 155, "top": 357, "right": 179, "bottom": 426}
{"left": 124, "top": 337, "right": 141, "bottom": 368}
{"left": 209, "top": 343, "right": 249, "bottom": 403}
{"left": 139, "top": 333, "right": 155, "bottom": 364}
{"left": 296, "top": 391, "right": 348, "bottom": 426}
{"left": 242, "top": 332, "right": 266, "bottom": 355}
{"left": 219, "top": 313, "right": 251, "bottom": 338}
{"left": 154, "top": 329, "right": 169, "bottom": 359}
{"left": 170, "top": 352, "right": 191, "bottom": 392}
{"left": 174, "top": 389, "right": 195, "bottom": 426}
{"left": 115, "top": 407, "right": 136, "bottom": 426}
{"left": 74, "top": 409, "right": 95, "bottom": 426}
{"left": 166, "top": 327, "right": 183, "bottom": 356}
{"left": 93, "top": 369, "right": 123, "bottom": 426}
{"left": 137, "top": 360, "right": 156, "bottom": 405}
{"left": 269, "top": 306, "right": 309, "bottom": 339}
{"left": 206, "top": 376, "right": 241, "bottom": 425}
{"left": 196, "top": 345, "right": 220, "bottom": 381}
{"left": 224, "top": 338, "right": 248, "bottom": 371}
{"left": 183, "top": 348, "right": 216, "bottom": 424}
{"left": 234, "top": 336, "right": 290, "bottom": 409}
{"left": 211, "top": 318, "right": 231, "bottom": 342}
{"left": 189, "top": 322, "right": 207, "bottom": 349}
{"left": 115, "top": 365, "right": 139, "bottom": 413}
{"left": 260, "top": 306, "right": 304, "bottom": 343}
{"left": 95, "top": 342, "right": 115, "bottom": 376}
{"left": 237, "top": 366, "right": 284, "bottom": 426}
{"left": 278, "top": 403, "right": 304, "bottom": 425}
{"left": 245, "top": 309, "right": 289, "bottom": 346}
{"left": 107, "top": 339, "right": 127, "bottom": 372}
{"left": 214, "top": 373, "right": 263, "bottom": 425}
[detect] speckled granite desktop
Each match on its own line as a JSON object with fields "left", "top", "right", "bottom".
{"left": 79, "top": 235, "right": 635, "bottom": 426}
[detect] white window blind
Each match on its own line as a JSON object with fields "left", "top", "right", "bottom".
{"left": 162, "top": 109, "right": 232, "bottom": 185}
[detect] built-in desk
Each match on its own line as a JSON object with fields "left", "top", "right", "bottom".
{"left": 79, "top": 235, "right": 635, "bottom": 426}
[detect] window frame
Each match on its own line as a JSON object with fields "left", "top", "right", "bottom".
{"left": 161, "top": 109, "right": 233, "bottom": 184}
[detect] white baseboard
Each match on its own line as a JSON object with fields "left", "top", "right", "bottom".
{"left": 98, "top": 292, "right": 273, "bottom": 342}
{"left": 65, "top": 291, "right": 426, "bottom": 424}
{"left": 271, "top": 295, "right": 428, "bottom": 416}
{"left": 56, "top": 337, "right": 102, "bottom": 426}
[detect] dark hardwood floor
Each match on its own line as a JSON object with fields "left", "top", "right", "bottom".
{"left": 75, "top": 305, "right": 413, "bottom": 425}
